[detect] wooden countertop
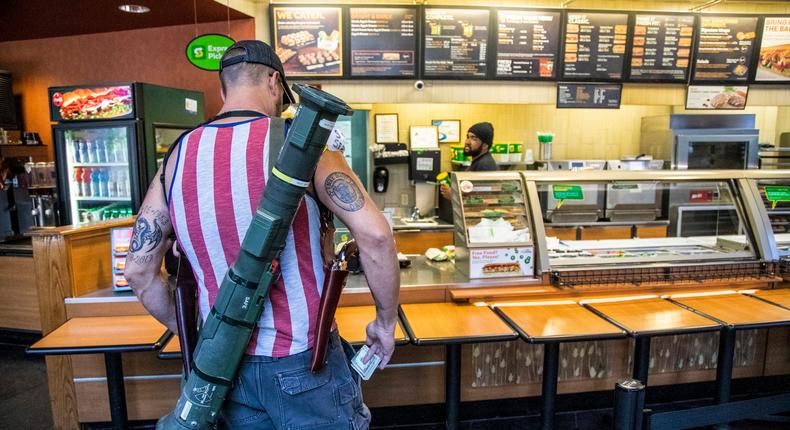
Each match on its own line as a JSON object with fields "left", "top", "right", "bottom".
{"left": 670, "top": 292, "right": 790, "bottom": 329}
{"left": 742, "top": 288, "right": 790, "bottom": 310}
{"left": 584, "top": 296, "right": 720, "bottom": 336}
{"left": 494, "top": 301, "right": 625, "bottom": 343}
{"left": 335, "top": 306, "right": 409, "bottom": 346}
{"left": 26, "top": 218, "right": 134, "bottom": 237}
{"left": 29, "top": 315, "right": 169, "bottom": 355}
{"left": 399, "top": 302, "right": 517, "bottom": 345}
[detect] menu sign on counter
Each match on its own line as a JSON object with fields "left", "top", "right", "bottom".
{"left": 424, "top": 8, "right": 490, "bottom": 78}
{"left": 693, "top": 16, "right": 759, "bottom": 82}
{"left": 756, "top": 17, "right": 790, "bottom": 82}
{"left": 557, "top": 83, "right": 622, "bottom": 109}
{"left": 495, "top": 9, "right": 561, "bottom": 79}
{"left": 561, "top": 12, "right": 628, "bottom": 81}
{"left": 350, "top": 7, "right": 417, "bottom": 77}
{"left": 629, "top": 14, "right": 695, "bottom": 82}
{"left": 272, "top": 6, "right": 343, "bottom": 78}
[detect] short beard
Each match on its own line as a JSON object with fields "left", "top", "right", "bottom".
{"left": 464, "top": 146, "right": 482, "bottom": 157}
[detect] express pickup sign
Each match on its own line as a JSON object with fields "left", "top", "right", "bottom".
{"left": 186, "top": 34, "right": 235, "bottom": 71}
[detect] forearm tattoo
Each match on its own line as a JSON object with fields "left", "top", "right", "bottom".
{"left": 325, "top": 172, "right": 364, "bottom": 212}
{"left": 129, "top": 206, "right": 169, "bottom": 256}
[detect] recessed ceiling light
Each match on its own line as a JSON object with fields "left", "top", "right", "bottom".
{"left": 118, "top": 4, "right": 150, "bottom": 13}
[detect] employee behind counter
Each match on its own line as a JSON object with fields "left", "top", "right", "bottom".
{"left": 440, "top": 122, "right": 498, "bottom": 201}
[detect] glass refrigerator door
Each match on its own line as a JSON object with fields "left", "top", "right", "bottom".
{"left": 62, "top": 125, "right": 134, "bottom": 224}
{"left": 154, "top": 125, "right": 190, "bottom": 171}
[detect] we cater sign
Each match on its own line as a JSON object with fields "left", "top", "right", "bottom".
{"left": 186, "top": 34, "right": 235, "bottom": 71}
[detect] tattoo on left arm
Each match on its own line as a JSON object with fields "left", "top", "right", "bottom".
{"left": 324, "top": 172, "right": 365, "bottom": 212}
{"left": 129, "top": 206, "right": 170, "bottom": 259}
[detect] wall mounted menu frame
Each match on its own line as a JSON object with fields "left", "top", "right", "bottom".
{"left": 421, "top": 6, "right": 494, "bottom": 80}
{"left": 556, "top": 82, "right": 623, "bottom": 109}
{"left": 685, "top": 85, "right": 749, "bottom": 110}
{"left": 753, "top": 15, "right": 790, "bottom": 84}
{"left": 493, "top": 8, "right": 563, "bottom": 81}
{"left": 691, "top": 14, "right": 760, "bottom": 83}
{"left": 271, "top": 5, "right": 344, "bottom": 79}
{"left": 560, "top": 10, "right": 631, "bottom": 82}
{"left": 626, "top": 12, "right": 697, "bottom": 83}
{"left": 348, "top": 5, "right": 419, "bottom": 79}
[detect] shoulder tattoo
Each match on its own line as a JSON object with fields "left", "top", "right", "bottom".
{"left": 324, "top": 172, "right": 364, "bottom": 212}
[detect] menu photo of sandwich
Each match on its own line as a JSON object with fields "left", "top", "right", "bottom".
{"left": 615, "top": 24, "right": 628, "bottom": 34}
{"left": 687, "top": 85, "right": 748, "bottom": 110}
{"left": 469, "top": 247, "right": 533, "bottom": 279}
{"left": 679, "top": 38, "right": 692, "bottom": 47}
{"left": 54, "top": 86, "right": 133, "bottom": 120}
{"left": 758, "top": 44, "right": 790, "bottom": 79}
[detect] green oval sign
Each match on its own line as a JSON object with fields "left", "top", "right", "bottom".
{"left": 186, "top": 34, "right": 235, "bottom": 71}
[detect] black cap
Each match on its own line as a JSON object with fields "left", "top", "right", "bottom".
{"left": 468, "top": 122, "right": 494, "bottom": 147}
{"left": 220, "top": 40, "right": 295, "bottom": 107}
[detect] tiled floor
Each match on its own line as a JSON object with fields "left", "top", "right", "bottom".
{"left": 1, "top": 342, "right": 787, "bottom": 430}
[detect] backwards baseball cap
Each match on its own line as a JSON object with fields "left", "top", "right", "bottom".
{"left": 219, "top": 40, "right": 296, "bottom": 107}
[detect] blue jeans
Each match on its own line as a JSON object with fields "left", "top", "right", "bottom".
{"left": 217, "top": 331, "right": 371, "bottom": 429}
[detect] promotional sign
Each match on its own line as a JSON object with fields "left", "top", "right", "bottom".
{"left": 756, "top": 17, "right": 790, "bottom": 82}
{"left": 469, "top": 247, "right": 533, "bottom": 279}
{"left": 629, "top": 14, "right": 695, "bottom": 82}
{"left": 556, "top": 83, "right": 622, "bottom": 108}
{"left": 562, "top": 12, "right": 628, "bottom": 80}
{"left": 350, "top": 7, "right": 417, "bottom": 77}
{"left": 424, "top": 8, "right": 490, "bottom": 78}
{"left": 185, "top": 34, "right": 235, "bottom": 71}
{"left": 49, "top": 85, "right": 134, "bottom": 121}
{"left": 431, "top": 119, "right": 461, "bottom": 143}
{"left": 272, "top": 6, "right": 343, "bottom": 77}
{"left": 496, "top": 9, "right": 561, "bottom": 79}
{"left": 764, "top": 185, "right": 790, "bottom": 209}
{"left": 685, "top": 85, "right": 748, "bottom": 110}
{"left": 693, "top": 16, "right": 759, "bottom": 82}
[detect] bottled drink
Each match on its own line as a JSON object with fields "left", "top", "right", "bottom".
{"left": 99, "top": 169, "right": 109, "bottom": 198}
{"left": 117, "top": 170, "right": 128, "bottom": 198}
{"left": 81, "top": 168, "right": 92, "bottom": 197}
{"left": 111, "top": 209, "right": 120, "bottom": 219}
{"left": 72, "top": 139, "right": 82, "bottom": 163}
{"left": 91, "top": 168, "right": 101, "bottom": 197}
{"left": 78, "top": 140, "right": 88, "bottom": 164}
{"left": 86, "top": 140, "right": 95, "bottom": 164}
{"left": 73, "top": 168, "right": 83, "bottom": 197}
{"left": 105, "top": 140, "right": 115, "bottom": 163}
{"left": 114, "top": 138, "right": 127, "bottom": 163}
{"left": 95, "top": 140, "right": 105, "bottom": 163}
{"left": 107, "top": 169, "right": 116, "bottom": 198}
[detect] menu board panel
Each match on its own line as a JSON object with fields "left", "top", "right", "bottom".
{"left": 424, "top": 8, "right": 490, "bottom": 78}
{"left": 350, "top": 7, "right": 417, "bottom": 77}
{"left": 756, "top": 17, "right": 790, "bottom": 82}
{"left": 272, "top": 6, "right": 343, "bottom": 78}
{"left": 557, "top": 83, "right": 622, "bottom": 108}
{"left": 686, "top": 85, "right": 748, "bottom": 110}
{"left": 629, "top": 14, "right": 695, "bottom": 81}
{"left": 496, "top": 9, "right": 561, "bottom": 79}
{"left": 693, "top": 16, "right": 759, "bottom": 82}
{"left": 562, "top": 12, "right": 628, "bottom": 80}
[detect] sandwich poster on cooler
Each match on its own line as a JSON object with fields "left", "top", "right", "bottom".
{"left": 49, "top": 85, "right": 134, "bottom": 121}
{"left": 272, "top": 6, "right": 343, "bottom": 78}
{"left": 756, "top": 17, "right": 790, "bottom": 82}
{"left": 469, "top": 247, "right": 533, "bottom": 279}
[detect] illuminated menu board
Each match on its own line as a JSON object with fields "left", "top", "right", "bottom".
{"left": 350, "top": 7, "right": 417, "bottom": 77}
{"left": 693, "top": 16, "right": 759, "bottom": 82}
{"left": 561, "top": 12, "right": 629, "bottom": 80}
{"left": 755, "top": 16, "right": 790, "bottom": 82}
{"left": 629, "top": 14, "right": 695, "bottom": 82}
{"left": 272, "top": 6, "right": 343, "bottom": 78}
{"left": 424, "top": 8, "right": 490, "bottom": 78}
{"left": 495, "top": 9, "right": 561, "bottom": 79}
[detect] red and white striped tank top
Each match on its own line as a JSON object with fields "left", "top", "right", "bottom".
{"left": 168, "top": 117, "right": 325, "bottom": 357}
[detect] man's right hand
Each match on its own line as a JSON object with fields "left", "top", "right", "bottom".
{"left": 363, "top": 318, "right": 396, "bottom": 369}
{"left": 440, "top": 184, "right": 452, "bottom": 200}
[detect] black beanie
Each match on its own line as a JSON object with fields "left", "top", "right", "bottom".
{"left": 468, "top": 122, "right": 494, "bottom": 147}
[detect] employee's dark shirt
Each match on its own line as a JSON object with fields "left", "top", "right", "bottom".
{"left": 468, "top": 151, "right": 498, "bottom": 171}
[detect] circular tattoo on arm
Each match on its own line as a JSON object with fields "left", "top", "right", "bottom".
{"left": 325, "top": 172, "right": 365, "bottom": 212}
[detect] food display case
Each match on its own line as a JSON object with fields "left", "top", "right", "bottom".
{"left": 110, "top": 226, "right": 133, "bottom": 292}
{"left": 450, "top": 170, "right": 789, "bottom": 287}
{"left": 449, "top": 172, "right": 535, "bottom": 279}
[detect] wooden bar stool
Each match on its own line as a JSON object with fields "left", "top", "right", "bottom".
{"left": 493, "top": 300, "right": 626, "bottom": 430}
{"left": 28, "top": 315, "right": 170, "bottom": 430}
{"left": 399, "top": 302, "right": 518, "bottom": 430}
{"left": 582, "top": 295, "right": 720, "bottom": 386}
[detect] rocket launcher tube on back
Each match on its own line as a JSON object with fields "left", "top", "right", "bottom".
{"left": 157, "top": 84, "right": 352, "bottom": 430}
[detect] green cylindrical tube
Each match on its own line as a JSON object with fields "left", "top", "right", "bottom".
{"left": 157, "top": 84, "right": 352, "bottom": 429}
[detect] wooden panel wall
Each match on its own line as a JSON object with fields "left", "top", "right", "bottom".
{"left": 0, "top": 255, "right": 39, "bottom": 331}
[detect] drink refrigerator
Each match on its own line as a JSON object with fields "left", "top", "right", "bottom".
{"left": 49, "top": 83, "right": 204, "bottom": 225}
